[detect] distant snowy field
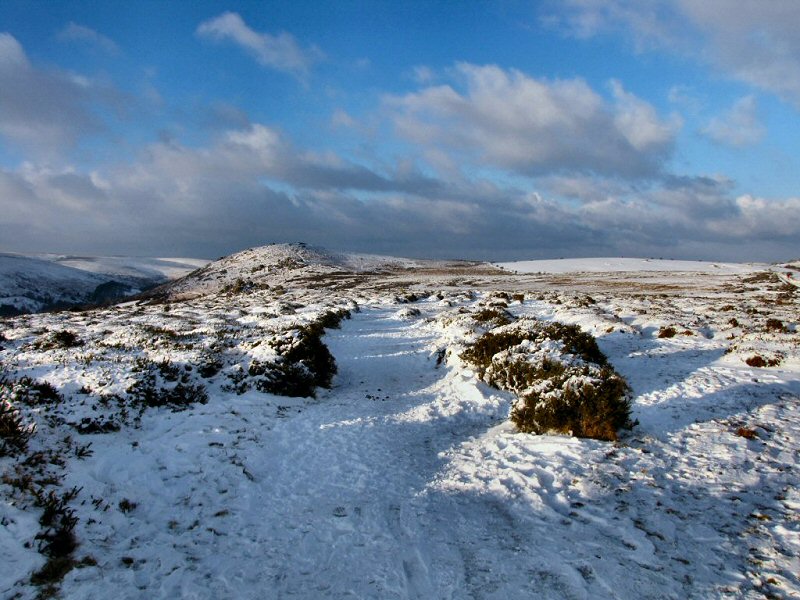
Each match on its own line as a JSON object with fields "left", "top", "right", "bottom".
{"left": 495, "top": 257, "right": 766, "bottom": 274}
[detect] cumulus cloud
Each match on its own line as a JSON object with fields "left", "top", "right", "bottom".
{"left": 1, "top": 119, "right": 798, "bottom": 262}
{"left": 678, "top": 1, "right": 800, "bottom": 107}
{"left": 701, "top": 95, "right": 765, "bottom": 147}
{"left": 0, "top": 32, "right": 120, "bottom": 156}
{"left": 547, "top": 0, "right": 800, "bottom": 107}
{"left": 196, "top": 12, "right": 322, "bottom": 79}
{"left": 57, "top": 22, "right": 119, "bottom": 54}
{"left": 385, "top": 63, "right": 680, "bottom": 178}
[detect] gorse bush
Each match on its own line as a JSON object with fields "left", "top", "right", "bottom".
{"left": 511, "top": 365, "right": 630, "bottom": 441}
{"left": 11, "top": 377, "right": 64, "bottom": 405}
{"left": 245, "top": 310, "right": 346, "bottom": 398}
{"left": 657, "top": 326, "right": 677, "bottom": 339}
{"left": 1, "top": 377, "right": 35, "bottom": 456}
{"left": 461, "top": 318, "right": 631, "bottom": 441}
{"left": 765, "top": 318, "right": 787, "bottom": 333}
{"left": 315, "top": 308, "right": 351, "bottom": 330}
{"left": 461, "top": 319, "right": 607, "bottom": 375}
{"left": 34, "top": 330, "right": 83, "bottom": 350}
{"left": 126, "top": 361, "right": 208, "bottom": 409}
{"left": 472, "top": 308, "right": 514, "bottom": 328}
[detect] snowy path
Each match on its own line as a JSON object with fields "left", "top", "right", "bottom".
{"left": 59, "top": 307, "right": 512, "bottom": 598}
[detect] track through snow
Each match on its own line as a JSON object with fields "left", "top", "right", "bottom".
{"left": 57, "top": 307, "right": 513, "bottom": 599}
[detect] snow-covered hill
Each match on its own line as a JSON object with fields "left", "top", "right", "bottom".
{"left": 0, "top": 253, "right": 208, "bottom": 314}
{"left": 147, "top": 243, "right": 469, "bottom": 301}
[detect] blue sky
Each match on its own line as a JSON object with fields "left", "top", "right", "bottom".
{"left": 1, "top": 0, "right": 799, "bottom": 261}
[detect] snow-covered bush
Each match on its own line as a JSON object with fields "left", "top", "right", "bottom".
{"left": 126, "top": 360, "right": 208, "bottom": 409}
{"left": 1, "top": 377, "right": 35, "bottom": 456}
{"left": 472, "top": 308, "right": 514, "bottom": 328}
{"left": 33, "top": 329, "right": 83, "bottom": 350}
{"left": 256, "top": 323, "right": 337, "bottom": 397}
{"left": 461, "top": 318, "right": 631, "bottom": 441}
{"left": 246, "top": 311, "right": 345, "bottom": 398}
{"left": 11, "top": 377, "right": 64, "bottom": 405}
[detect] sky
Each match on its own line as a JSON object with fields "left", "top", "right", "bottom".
{"left": 1, "top": 0, "right": 799, "bottom": 262}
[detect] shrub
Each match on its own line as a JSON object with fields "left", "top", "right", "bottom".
{"left": 1, "top": 378, "right": 35, "bottom": 456}
{"left": 197, "top": 357, "right": 223, "bottom": 379}
{"left": 461, "top": 329, "right": 535, "bottom": 374}
{"left": 745, "top": 355, "right": 780, "bottom": 368}
{"left": 742, "top": 272, "right": 777, "bottom": 284}
{"left": 397, "top": 307, "right": 421, "bottom": 319}
{"left": 511, "top": 366, "right": 630, "bottom": 441}
{"left": 462, "top": 320, "right": 606, "bottom": 373}
{"left": 30, "top": 486, "right": 81, "bottom": 588}
{"left": 262, "top": 324, "right": 337, "bottom": 397}
{"left": 157, "top": 359, "right": 181, "bottom": 382}
{"left": 461, "top": 319, "right": 630, "bottom": 441}
{"left": 35, "top": 487, "right": 80, "bottom": 555}
{"left": 246, "top": 311, "right": 343, "bottom": 398}
{"left": 72, "top": 417, "right": 120, "bottom": 434}
{"left": 395, "top": 292, "right": 420, "bottom": 304}
{"left": 472, "top": 308, "right": 514, "bottom": 328}
{"left": 543, "top": 322, "right": 607, "bottom": 364}
{"left": 12, "top": 377, "right": 63, "bottom": 405}
{"left": 765, "top": 318, "right": 787, "bottom": 333}
{"left": 33, "top": 330, "right": 84, "bottom": 351}
{"left": 315, "top": 308, "right": 351, "bottom": 330}
{"left": 735, "top": 426, "right": 758, "bottom": 440}
{"left": 657, "top": 326, "right": 677, "bottom": 338}
{"left": 126, "top": 363, "right": 208, "bottom": 409}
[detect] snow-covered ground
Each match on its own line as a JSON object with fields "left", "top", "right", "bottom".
{"left": 50, "top": 255, "right": 209, "bottom": 281}
{"left": 1, "top": 247, "right": 799, "bottom": 598}
{"left": 495, "top": 257, "right": 766, "bottom": 274}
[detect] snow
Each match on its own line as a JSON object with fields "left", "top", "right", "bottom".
{"left": 495, "top": 257, "right": 766, "bottom": 274}
{"left": 1, "top": 251, "right": 799, "bottom": 598}
{"left": 0, "top": 252, "right": 208, "bottom": 313}
{"left": 50, "top": 255, "right": 209, "bottom": 281}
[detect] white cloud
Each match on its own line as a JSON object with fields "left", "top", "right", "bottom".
{"left": 1, "top": 121, "right": 797, "bottom": 262}
{"left": 0, "top": 32, "right": 28, "bottom": 68}
{"left": 0, "top": 33, "right": 117, "bottom": 155}
{"left": 547, "top": 0, "right": 800, "bottom": 107}
{"left": 330, "top": 109, "right": 355, "bottom": 129}
{"left": 385, "top": 63, "right": 680, "bottom": 178}
{"left": 196, "top": 12, "right": 322, "bottom": 79}
{"left": 57, "top": 22, "right": 119, "bottom": 55}
{"left": 701, "top": 95, "right": 765, "bottom": 147}
{"left": 678, "top": 0, "right": 800, "bottom": 106}
{"left": 411, "top": 65, "right": 436, "bottom": 84}
{"left": 729, "top": 194, "right": 800, "bottom": 237}
{"left": 610, "top": 80, "right": 682, "bottom": 151}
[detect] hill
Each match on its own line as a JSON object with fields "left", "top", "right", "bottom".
{"left": 0, "top": 253, "right": 208, "bottom": 314}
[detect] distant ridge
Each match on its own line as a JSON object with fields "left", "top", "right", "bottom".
{"left": 0, "top": 253, "right": 207, "bottom": 315}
